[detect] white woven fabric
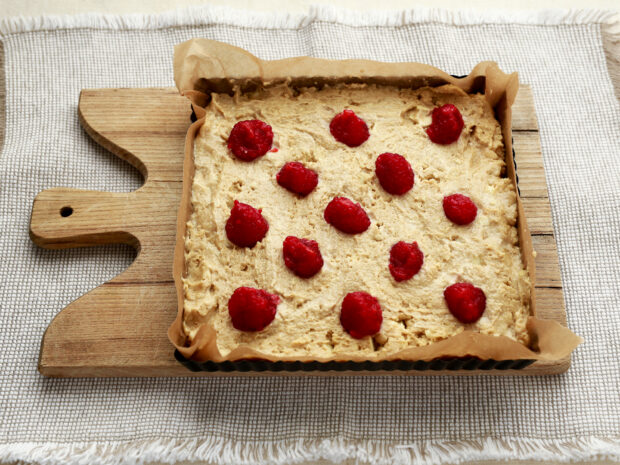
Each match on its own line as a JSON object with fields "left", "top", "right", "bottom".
{"left": 1, "top": 6, "right": 619, "bottom": 465}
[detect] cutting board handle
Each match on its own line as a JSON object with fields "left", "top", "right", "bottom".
{"left": 30, "top": 187, "right": 139, "bottom": 249}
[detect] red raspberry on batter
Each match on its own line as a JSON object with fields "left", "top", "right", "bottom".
{"left": 443, "top": 194, "right": 478, "bottom": 225}
{"left": 340, "top": 291, "right": 383, "bottom": 339}
{"left": 225, "top": 200, "right": 269, "bottom": 248}
{"left": 228, "top": 287, "right": 280, "bottom": 332}
{"left": 426, "top": 104, "right": 464, "bottom": 145}
{"left": 276, "top": 162, "right": 318, "bottom": 196}
{"left": 324, "top": 197, "right": 370, "bottom": 234}
{"left": 282, "top": 236, "right": 324, "bottom": 278}
{"left": 375, "top": 153, "right": 414, "bottom": 195}
{"left": 443, "top": 282, "right": 486, "bottom": 324}
{"left": 389, "top": 241, "right": 424, "bottom": 282}
{"left": 329, "top": 109, "right": 370, "bottom": 147}
{"left": 227, "top": 119, "right": 273, "bottom": 161}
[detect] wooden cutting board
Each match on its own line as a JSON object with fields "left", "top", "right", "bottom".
{"left": 30, "top": 86, "right": 567, "bottom": 377}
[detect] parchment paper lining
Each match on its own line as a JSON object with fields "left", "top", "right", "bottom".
{"left": 168, "top": 38, "right": 582, "bottom": 364}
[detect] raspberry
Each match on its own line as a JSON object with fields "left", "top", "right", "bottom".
{"left": 340, "top": 291, "right": 383, "bottom": 339}
{"left": 426, "top": 104, "right": 464, "bottom": 145}
{"left": 227, "top": 120, "right": 273, "bottom": 161}
{"left": 389, "top": 241, "right": 424, "bottom": 281}
{"left": 225, "top": 200, "right": 269, "bottom": 247}
{"left": 282, "top": 236, "right": 324, "bottom": 278}
{"left": 324, "top": 197, "right": 370, "bottom": 234}
{"left": 375, "top": 153, "right": 414, "bottom": 195}
{"left": 329, "top": 109, "right": 370, "bottom": 147}
{"left": 228, "top": 287, "right": 280, "bottom": 332}
{"left": 276, "top": 162, "right": 319, "bottom": 196}
{"left": 443, "top": 194, "right": 478, "bottom": 225}
{"left": 443, "top": 282, "right": 486, "bottom": 324}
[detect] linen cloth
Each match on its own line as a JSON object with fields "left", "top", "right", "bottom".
{"left": 1, "top": 6, "right": 619, "bottom": 465}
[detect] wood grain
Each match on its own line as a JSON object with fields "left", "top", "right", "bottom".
{"left": 33, "top": 85, "right": 569, "bottom": 377}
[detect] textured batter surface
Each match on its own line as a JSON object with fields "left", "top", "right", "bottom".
{"left": 182, "top": 83, "right": 531, "bottom": 360}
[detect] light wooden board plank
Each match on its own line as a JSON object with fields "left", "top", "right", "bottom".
{"left": 32, "top": 85, "right": 569, "bottom": 377}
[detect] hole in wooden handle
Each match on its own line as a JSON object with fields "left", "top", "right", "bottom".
{"left": 60, "top": 206, "right": 73, "bottom": 217}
